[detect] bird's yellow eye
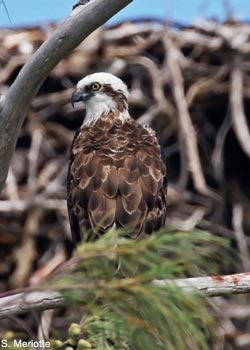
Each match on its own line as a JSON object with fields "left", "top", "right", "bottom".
{"left": 91, "top": 82, "right": 101, "bottom": 91}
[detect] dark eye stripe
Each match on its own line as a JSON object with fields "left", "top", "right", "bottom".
{"left": 85, "top": 84, "right": 92, "bottom": 92}
{"left": 84, "top": 82, "right": 101, "bottom": 92}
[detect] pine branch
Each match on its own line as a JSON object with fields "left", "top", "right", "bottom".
{"left": 0, "top": 0, "right": 132, "bottom": 193}
{"left": 0, "top": 230, "right": 231, "bottom": 348}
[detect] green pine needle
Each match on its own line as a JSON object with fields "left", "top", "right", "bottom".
{"left": 48, "top": 227, "right": 229, "bottom": 350}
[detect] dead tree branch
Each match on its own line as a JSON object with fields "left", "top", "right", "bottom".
{"left": 1, "top": 272, "right": 250, "bottom": 319}
{"left": 155, "top": 272, "right": 250, "bottom": 297}
{"left": 0, "top": 0, "right": 132, "bottom": 193}
{"left": 0, "top": 291, "right": 64, "bottom": 319}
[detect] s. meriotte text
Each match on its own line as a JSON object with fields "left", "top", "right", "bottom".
{"left": 0, "top": 339, "right": 50, "bottom": 348}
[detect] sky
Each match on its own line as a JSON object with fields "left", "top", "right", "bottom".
{"left": 0, "top": 0, "right": 250, "bottom": 28}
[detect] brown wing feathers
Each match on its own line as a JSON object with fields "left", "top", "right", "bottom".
{"left": 67, "top": 116, "right": 167, "bottom": 243}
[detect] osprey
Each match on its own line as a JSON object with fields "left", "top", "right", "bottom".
{"left": 68, "top": 72, "right": 167, "bottom": 244}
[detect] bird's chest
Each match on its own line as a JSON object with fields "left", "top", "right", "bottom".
{"left": 78, "top": 125, "right": 138, "bottom": 157}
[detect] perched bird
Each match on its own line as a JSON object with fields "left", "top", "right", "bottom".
{"left": 68, "top": 72, "right": 167, "bottom": 244}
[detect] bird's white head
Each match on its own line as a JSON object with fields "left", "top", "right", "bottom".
{"left": 71, "top": 72, "right": 130, "bottom": 126}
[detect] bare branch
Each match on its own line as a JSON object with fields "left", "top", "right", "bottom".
{"left": 0, "top": 198, "right": 67, "bottom": 212}
{"left": 232, "top": 204, "right": 250, "bottom": 271}
{"left": 2, "top": 272, "right": 250, "bottom": 318}
{"left": 0, "top": 0, "right": 132, "bottom": 193}
{"left": 230, "top": 53, "right": 250, "bottom": 158}
{"left": 156, "top": 272, "right": 250, "bottom": 297}
{"left": 0, "top": 291, "right": 64, "bottom": 319}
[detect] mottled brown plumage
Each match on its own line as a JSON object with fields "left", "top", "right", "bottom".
{"left": 67, "top": 73, "right": 167, "bottom": 244}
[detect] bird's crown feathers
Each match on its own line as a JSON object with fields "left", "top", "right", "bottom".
{"left": 76, "top": 72, "right": 129, "bottom": 99}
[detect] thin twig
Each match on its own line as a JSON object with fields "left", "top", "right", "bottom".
{"left": 129, "top": 56, "right": 174, "bottom": 114}
{"left": 1, "top": 0, "right": 12, "bottom": 23}
{"left": 164, "top": 35, "right": 217, "bottom": 198}
{"left": 211, "top": 111, "right": 231, "bottom": 181}
{"left": 28, "top": 126, "right": 43, "bottom": 198}
{"left": 232, "top": 203, "right": 250, "bottom": 271}
{"left": 230, "top": 53, "right": 250, "bottom": 158}
{"left": 5, "top": 167, "right": 20, "bottom": 200}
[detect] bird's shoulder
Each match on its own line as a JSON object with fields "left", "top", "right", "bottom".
{"left": 73, "top": 118, "right": 160, "bottom": 155}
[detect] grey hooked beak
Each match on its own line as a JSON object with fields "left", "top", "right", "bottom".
{"left": 71, "top": 89, "right": 93, "bottom": 108}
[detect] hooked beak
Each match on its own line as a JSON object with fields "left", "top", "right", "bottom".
{"left": 71, "top": 89, "right": 93, "bottom": 108}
